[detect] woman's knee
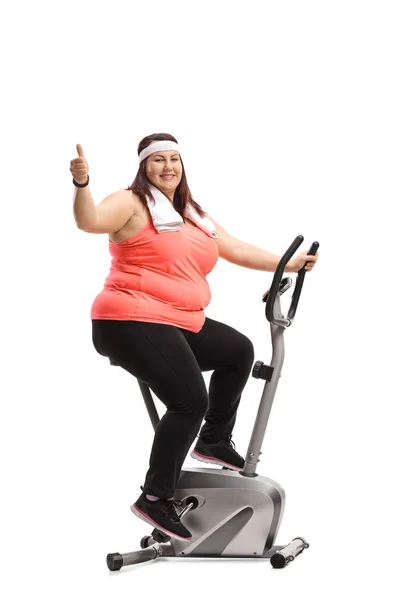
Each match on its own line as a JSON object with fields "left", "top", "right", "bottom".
{"left": 236, "top": 334, "right": 255, "bottom": 368}
{"left": 172, "top": 390, "right": 209, "bottom": 422}
{"left": 148, "top": 371, "right": 208, "bottom": 421}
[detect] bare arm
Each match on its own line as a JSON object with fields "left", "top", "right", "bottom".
{"left": 206, "top": 213, "right": 282, "bottom": 271}
{"left": 206, "top": 213, "right": 294, "bottom": 273}
{"left": 73, "top": 184, "right": 97, "bottom": 230}
{"left": 73, "top": 188, "right": 137, "bottom": 234}
{"left": 71, "top": 143, "right": 136, "bottom": 234}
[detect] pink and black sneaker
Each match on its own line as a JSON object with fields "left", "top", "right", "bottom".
{"left": 191, "top": 436, "right": 245, "bottom": 471}
{"left": 131, "top": 489, "right": 192, "bottom": 541}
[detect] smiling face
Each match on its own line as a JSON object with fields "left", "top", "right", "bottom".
{"left": 145, "top": 149, "right": 183, "bottom": 201}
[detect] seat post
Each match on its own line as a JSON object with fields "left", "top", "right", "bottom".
{"left": 136, "top": 380, "right": 160, "bottom": 432}
{"left": 109, "top": 359, "right": 160, "bottom": 432}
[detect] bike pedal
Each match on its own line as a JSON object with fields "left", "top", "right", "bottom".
{"left": 151, "top": 528, "right": 171, "bottom": 543}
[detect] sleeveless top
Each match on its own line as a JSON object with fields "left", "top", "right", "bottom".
{"left": 90, "top": 219, "right": 219, "bottom": 333}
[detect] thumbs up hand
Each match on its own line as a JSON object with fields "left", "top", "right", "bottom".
{"left": 70, "top": 144, "right": 89, "bottom": 184}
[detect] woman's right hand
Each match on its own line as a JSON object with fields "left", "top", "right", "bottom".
{"left": 70, "top": 143, "right": 89, "bottom": 184}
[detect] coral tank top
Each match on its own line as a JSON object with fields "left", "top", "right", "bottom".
{"left": 90, "top": 219, "right": 219, "bottom": 333}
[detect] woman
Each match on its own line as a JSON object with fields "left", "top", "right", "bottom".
{"left": 71, "top": 133, "right": 318, "bottom": 542}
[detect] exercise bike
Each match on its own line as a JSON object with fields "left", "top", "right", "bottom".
{"left": 106, "top": 234, "right": 319, "bottom": 571}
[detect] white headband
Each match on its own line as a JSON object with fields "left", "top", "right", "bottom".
{"left": 139, "top": 140, "right": 180, "bottom": 162}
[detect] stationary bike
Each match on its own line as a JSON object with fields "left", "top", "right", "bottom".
{"left": 106, "top": 235, "right": 319, "bottom": 570}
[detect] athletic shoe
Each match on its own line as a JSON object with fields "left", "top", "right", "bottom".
{"left": 131, "top": 489, "right": 192, "bottom": 541}
{"left": 191, "top": 435, "right": 245, "bottom": 470}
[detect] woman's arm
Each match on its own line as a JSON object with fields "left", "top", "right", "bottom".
{"left": 205, "top": 213, "right": 284, "bottom": 272}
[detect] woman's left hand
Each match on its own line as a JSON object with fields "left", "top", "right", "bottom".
{"left": 287, "top": 251, "right": 319, "bottom": 273}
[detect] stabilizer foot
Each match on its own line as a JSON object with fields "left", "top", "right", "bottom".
{"left": 270, "top": 537, "right": 309, "bottom": 568}
{"left": 107, "top": 552, "right": 123, "bottom": 571}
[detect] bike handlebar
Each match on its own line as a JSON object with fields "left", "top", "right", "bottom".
{"left": 265, "top": 236, "right": 319, "bottom": 327}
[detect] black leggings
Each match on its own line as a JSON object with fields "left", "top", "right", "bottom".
{"left": 91, "top": 317, "right": 255, "bottom": 499}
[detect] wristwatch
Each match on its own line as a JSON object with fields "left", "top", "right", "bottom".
{"left": 73, "top": 174, "right": 90, "bottom": 188}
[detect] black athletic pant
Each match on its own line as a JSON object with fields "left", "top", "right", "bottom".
{"left": 91, "top": 317, "right": 255, "bottom": 499}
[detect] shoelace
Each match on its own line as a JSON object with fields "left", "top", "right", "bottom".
{"left": 140, "top": 486, "right": 183, "bottom": 521}
{"left": 164, "top": 498, "right": 184, "bottom": 522}
{"left": 227, "top": 434, "right": 236, "bottom": 449}
{"left": 226, "top": 435, "right": 245, "bottom": 460}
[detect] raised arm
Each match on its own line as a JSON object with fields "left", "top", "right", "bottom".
{"left": 71, "top": 143, "right": 136, "bottom": 234}
{"left": 74, "top": 188, "right": 137, "bottom": 234}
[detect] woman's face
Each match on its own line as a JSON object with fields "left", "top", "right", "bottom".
{"left": 145, "top": 149, "right": 183, "bottom": 200}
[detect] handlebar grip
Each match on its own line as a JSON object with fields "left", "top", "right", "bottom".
{"left": 300, "top": 241, "right": 320, "bottom": 272}
{"left": 287, "top": 241, "right": 319, "bottom": 321}
{"left": 265, "top": 237, "right": 320, "bottom": 327}
{"left": 265, "top": 236, "right": 304, "bottom": 325}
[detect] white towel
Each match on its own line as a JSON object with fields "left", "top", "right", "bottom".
{"left": 146, "top": 185, "right": 218, "bottom": 239}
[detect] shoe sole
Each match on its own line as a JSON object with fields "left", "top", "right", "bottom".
{"left": 190, "top": 449, "right": 243, "bottom": 471}
{"left": 130, "top": 503, "right": 192, "bottom": 542}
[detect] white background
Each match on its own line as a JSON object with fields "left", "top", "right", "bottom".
{"left": 1, "top": 0, "right": 399, "bottom": 598}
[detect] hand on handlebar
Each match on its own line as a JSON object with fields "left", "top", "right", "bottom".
{"left": 287, "top": 250, "right": 319, "bottom": 273}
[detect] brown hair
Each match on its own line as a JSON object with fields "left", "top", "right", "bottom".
{"left": 125, "top": 133, "right": 206, "bottom": 218}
